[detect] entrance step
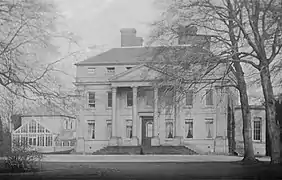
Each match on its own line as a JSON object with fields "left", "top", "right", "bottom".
{"left": 93, "top": 146, "right": 198, "bottom": 155}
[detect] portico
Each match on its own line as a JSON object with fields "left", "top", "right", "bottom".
{"left": 108, "top": 84, "right": 160, "bottom": 146}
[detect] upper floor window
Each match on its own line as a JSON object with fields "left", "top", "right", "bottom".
{"left": 145, "top": 89, "right": 153, "bottom": 106}
{"left": 253, "top": 117, "right": 262, "bottom": 141}
{"left": 186, "top": 90, "right": 193, "bottom": 106}
{"left": 107, "top": 67, "right": 115, "bottom": 75}
{"left": 107, "top": 92, "right": 112, "bottom": 108}
{"left": 88, "top": 92, "right": 95, "bottom": 108}
{"left": 87, "top": 67, "right": 96, "bottom": 74}
{"left": 206, "top": 89, "right": 214, "bottom": 106}
{"left": 126, "top": 91, "right": 133, "bottom": 107}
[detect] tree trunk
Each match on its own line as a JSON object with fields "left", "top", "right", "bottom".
{"left": 260, "top": 65, "right": 280, "bottom": 164}
{"left": 233, "top": 62, "right": 256, "bottom": 162}
{"left": 227, "top": 96, "right": 236, "bottom": 155}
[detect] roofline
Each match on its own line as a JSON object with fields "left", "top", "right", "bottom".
{"left": 21, "top": 114, "right": 76, "bottom": 119}
{"left": 74, "top": 62, "right": 143, "bottom": 66}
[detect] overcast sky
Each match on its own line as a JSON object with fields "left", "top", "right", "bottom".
{"left": 53, "top": 0, "right": 160, "bottom": 89}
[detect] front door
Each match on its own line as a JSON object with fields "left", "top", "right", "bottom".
{"left": 142, "top": 116, "right": 153, "bottom": 146}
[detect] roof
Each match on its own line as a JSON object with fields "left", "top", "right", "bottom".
{"left": 75, "top": 46, "right": 210, "bottom": 66}
{"left": 23, "top": 102, "right": 75, "bottom": 118}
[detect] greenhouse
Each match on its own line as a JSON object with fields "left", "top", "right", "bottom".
{"left": 12, "top": 119, "right": 54, "bottom": 148}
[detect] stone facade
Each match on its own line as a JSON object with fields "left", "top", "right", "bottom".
{"left": 234, "top": 105, "right": 266, "bottom": 155}
{"left": 74, "top": 62, "right": 239, "bottom": 154}
{"left": 74, "top": 28, "right": 240, "bottom": 154}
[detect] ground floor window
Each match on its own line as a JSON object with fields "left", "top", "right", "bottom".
{"left": 185, "top": 119, "right": 193, "bottom": 138}
{"left": 165, "top": 120, "right": 174, "bottom": 139}
{"left": 126, "top": 120, "right": 133, "bottom": 138}
{"left": 253, "top": 117, "right": 262, "bottom": 141}
{"left": 107, "top": 120, "right": 112, "bottom": 139}
{"left": 88, "top": 120, "right": 95, "bottom": 139}
{"left": 205, "top": 118, "right": 214, "bottom": 138}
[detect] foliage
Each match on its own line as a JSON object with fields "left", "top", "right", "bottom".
{"left": 4, "top": 138, "right": 43, "bottom": 173}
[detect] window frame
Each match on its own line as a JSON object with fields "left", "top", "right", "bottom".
{"left": 106, "top": 120, "right": 112, "bottom": 139}
{"left": 185, "top": 119, "right": 193, "bottom": 139}
{"left": 205, "top": 89, "right": 214, "bottom": 106}
{"left": 205, "top": 118, "right": 214, "bottom": 139}
{"left": 125, "top": 120, "right": 133, "bottom": 139}
{"left": 107, "top": 91, "right": 112, "bottom": 108}
{"left": 88, "top": 92, "right": 96, "bottom": 108}
{"left": 87, "top": 67, "right": 96, "bottom": 74}
{"left": 165, "top": 119, "right": 174, "bottom": 139}
{"left": 88, "top": 121, "right": 96, "bottom": 140}
{"left": 126, "top": 91, "right": 133, "bottom": 107}
{"left": 185, "top": 90, "right": 194, "bottom": 107}
{"left": 106, "top": 67, "right": 115, "bottom": 75}
{"left": 253, "top": 117, "right": 262, "bottom": 142}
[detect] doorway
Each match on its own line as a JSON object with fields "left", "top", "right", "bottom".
{"left": 141, "top": 116, "right": 153, "bottom": 146}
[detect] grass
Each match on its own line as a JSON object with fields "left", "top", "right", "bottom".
{"left": 0, "top": 160, "right": 281, "bottom": 179}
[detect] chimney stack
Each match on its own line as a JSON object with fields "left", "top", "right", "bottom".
{"left": 120, "top": 28, "right": 143, "bottom": 47}
{"left": 178, "top": 25, "right": 210, "bottom": 50}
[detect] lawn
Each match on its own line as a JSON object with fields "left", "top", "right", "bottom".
{"left": 0, "top": 161, "right": 281, "bottom": 180}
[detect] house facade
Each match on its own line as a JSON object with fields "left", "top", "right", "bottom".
{"left": 74, "top": 27, "right": 241, "bottom": 154}
{"left": 11, "top": 103, "right": 76, "bottom": 153}
{"left": 234, "top": 105, "right": 266, "bottom": 155}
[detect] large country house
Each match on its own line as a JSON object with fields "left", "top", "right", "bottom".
{"left": 74, "top": 27, "right": 266, "bottom": 155}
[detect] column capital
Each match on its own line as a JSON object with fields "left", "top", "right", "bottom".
{"left": 111, "top": 87, "right": 117, "bottom": 92}
{"left": 131, "top": 85, "right": 138, "bottom": 89}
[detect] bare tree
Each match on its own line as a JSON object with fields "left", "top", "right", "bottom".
{"left": 149, "top": 0, "right": 282, "bottom": 164}
{"left": 0, "top": 0, "right": 82, "bottom": 153}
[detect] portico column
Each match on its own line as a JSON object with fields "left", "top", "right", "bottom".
{"left": 153, "top": 87, "right": 159, "bottom": 136}
{"left": 109, "top": 87, "right": 120, "bottom": 146}
{"left": 131, "top": 86, "right": 139, "bottom": 145}
{"left": 152, "top": 87, "right": 160, "bottom": 146}
{"left": 112, "top": 87, "right": 117, "bottom": 137}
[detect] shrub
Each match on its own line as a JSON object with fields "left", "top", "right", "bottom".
{"left": 4, "top": 139, "right": 43, "bottom": 173}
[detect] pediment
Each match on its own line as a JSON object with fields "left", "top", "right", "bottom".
{"left": 109, "top": 64, "right": 163, "bottom": 82}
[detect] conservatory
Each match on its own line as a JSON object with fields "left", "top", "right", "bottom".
{"left": 12, "top": 119, "right": 55, "bottom": 149}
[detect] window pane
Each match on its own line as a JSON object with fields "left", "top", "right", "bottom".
{"left": 186, "top": 91, "right": 193, "bottom": 106}
{"left": 89, "top": 92, "right": 95, "bottom": 107}
{"left": 206, "top": 89, "right": 213, "bottom": 105}
{"left": 126, "top": 120, "right": 133, "bottom": 138}
{"left": 185, "top": 120, "right": 193, "bottom": 138}
{"left": 165, "top": 121, "right": 173, "bottom": 138}
{"left": 88, "top": 122, "right": 95, "bottom": 139}
{"left": 127, "top": 91, "right": 133, "bottom": 106}
{"left": 205, "top": 119, "right": 213, "bottom": 138}
{"left": 108, "top": 92, "right": 112, "bottom": 107}
{"left": 107, "top": 122, "right": 112, "bottom": 139}
{"left": 145, "top": 90, "right": 154, "bottom": 106}
{"left": 146, "top": 122, "right": 153, "bottom": 137}
{"left": 29, "top": 121, "right": 37, "bottom": 133}
{"left": 253, "top": 118, "right": 262, "bottom": 141}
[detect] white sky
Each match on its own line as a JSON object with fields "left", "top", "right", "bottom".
{"left": 52, "top": 0, "right": 160, "bottom": 90}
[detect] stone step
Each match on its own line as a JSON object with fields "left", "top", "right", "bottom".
{"left": 93, "top": 146, "right": 198, "bottom": 155}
